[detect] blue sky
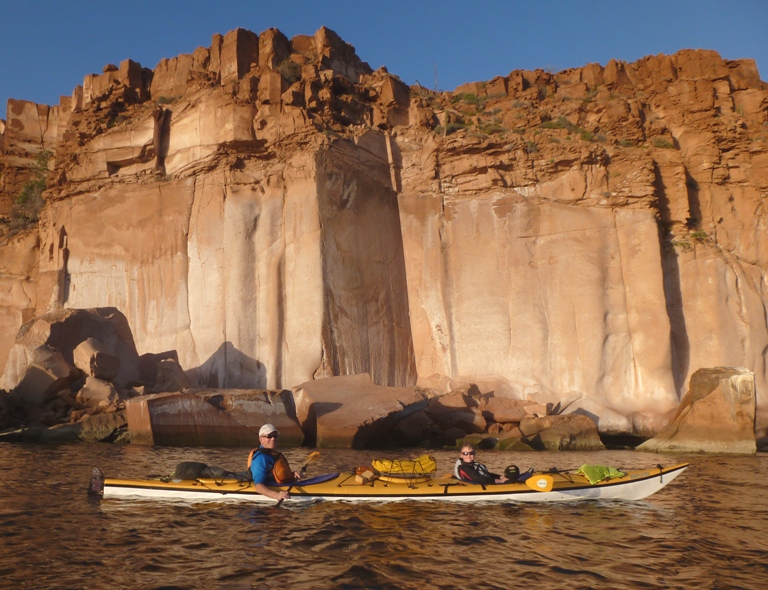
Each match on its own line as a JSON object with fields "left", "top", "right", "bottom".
{"left": 1, "top": 0, "right": 766, "bottom": 113}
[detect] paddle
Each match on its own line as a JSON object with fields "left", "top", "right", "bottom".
{"left": 524, "top": 473, "right": 554, "bottom": 492}
{"left": 275, "top": 451, "right": 321, "bottom": 507}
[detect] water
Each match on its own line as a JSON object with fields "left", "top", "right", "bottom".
{"left": 1, "top": 443, "right": 767, "bottom": 589}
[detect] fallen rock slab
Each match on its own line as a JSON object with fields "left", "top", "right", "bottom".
{"left": 637, "top": 367, "right": 756, "bottom": 454}
{"left": 138, "top": 350, "right": 180, "bottom": 386}
{"left": 40, "top": 411, "right": 128, "bottom": 443}
{"left": 125, "top": 389, "right": 302, "bottom": 446}
{"left": 77, "top": 376, "right": 121, "bottom": 408}
{"left": 148, "top": 359, "right": 193, "bottom": 393}
{"left": 8, "top": 345, "right": 80, "bottom": 408}
{"left": 483, "top": 397, "right": 550, "bottom": 423}
{"left": 78, "top": 411, "right": 129, "bottom": 443}
{"left": 519, "top": 414, "right": 605, "bottom": 450}
{"left": 293, "top": 373, "right": 429, "bottom": 448}
{"left": 427, "top": 388, "right": 487, "bottom": 434}
{"left": 73, "top": 337, "right": 121, "bottom": 381}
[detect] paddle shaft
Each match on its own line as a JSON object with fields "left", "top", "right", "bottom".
{"left": 275, "top": 452, "right": 320, "bottom": 507}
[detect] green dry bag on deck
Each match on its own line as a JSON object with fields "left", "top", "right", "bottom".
{"left": 575, "top": 464, "right": 626, "bottom": 484}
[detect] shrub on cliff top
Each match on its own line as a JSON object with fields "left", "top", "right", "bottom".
{"left": 540, "top": 116, "right": 593, "bottom": 141}
{"left": 155, "top": 95, "right": 180, "bottom": 105}
{"left": 434, "top": 121, "right": 469, "bottom": 136}
{"left": 652, "top": 137, "right": 676, "bottom": 149}
{"left": 277, "top": 59, "right": 302, "bottom": 84}
{"left": 540, "top": 116, "right": 574, "bottom": 130}
{"left": 451, "top": 92, "right": 489, "bottom": 114}
{"left": 10, "top": 150, "right": 51, "bottom": 229}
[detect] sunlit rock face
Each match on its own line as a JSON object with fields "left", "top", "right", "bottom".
{"left": 31, "top": 134, "right": 414, "bottom": 391}
{"left": 398, "top": 188, "right": 678, "bottom": 435}
{"left": 637, "top": 366, "right": 757, "bottom": 454}
{"left": 0, "top": 232, "right": 38, "bottom": 367}
{"left": 1, "top": 27, "right": 767, "bottom": 437}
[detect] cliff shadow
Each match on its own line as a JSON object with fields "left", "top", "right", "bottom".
{"left": 684, "top": 169, "right": 702, "bottom": 229}
{"left": 186, "top": 341, "right": 267, "bottom": 389}
{"left": 653, "top": 162, "right": 689, "bottom": 397}
{"left": 315, "top": 141, "right": 418, "bottom": 388}
{"left": 153, "top": 107, "right": 172, "bottom": 175}
{"left": 53, "top": 225, "right": 71, "bottom": 307}
{"left": 300, "top": 402, "right": 343, "bottom": 447}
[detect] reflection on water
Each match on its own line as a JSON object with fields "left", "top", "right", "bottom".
{"left": 1, "top": 443, "right": 767, "bottom": 589}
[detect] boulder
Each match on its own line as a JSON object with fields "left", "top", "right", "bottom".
{"left": 390, "top": 410, "right": 437, "bottom": 446}
{"left": 138, "top": 350, "right": 179, "bottom": 384}
{"left": 292, "top": 373, "right": 429, "bottom": 448}
{"left": 637, "top": 367, "right": 756, "bottom": 454}
{"left": 483, "top": 397, "right": 548, "bottom": 423}
{"left": 519, "top": 414, "right": 605, "bottom": 450}
{"left": 1, "top": 308, "right": 141, "bottom": 393}
{"left": 38, "top": 391, "right": 78, "bottom": 425}
{"left": 125, "top": 389, "right": 301, "bottom": 446}
{"left": 42, "top": 410, "right": 128, "bottom": 443}
{"left": 77, "top": 411, "right": 129, "bottom": 443}
{"left": 8, "top": 345, "right": 80, "bottom": 408}
{"left": 524, "top": 402, "right": 552, "bottom": 418}
{"left": 427, "top": 388, "right": 487, "bottom": 434}
{"left": 73, "top": 337, "right": 120, "bottom": 381}
{"left": 148, "top": 359, "right": 193, "bottom": 393}
{"left": 76, "top": 376, "right": 120, "bottom": 409}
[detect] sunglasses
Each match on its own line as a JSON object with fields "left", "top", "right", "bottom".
{"left": 262, "top": 432, "right": 279, "bottom": 439}
{"left": 461, "top": 451, "right": 475, "bottom": 456}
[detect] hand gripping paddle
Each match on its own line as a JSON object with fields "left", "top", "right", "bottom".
{"left": 276, "top": 451, "right": 321, "bottom": 507}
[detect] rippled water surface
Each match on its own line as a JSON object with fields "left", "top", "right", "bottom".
{"left": 1, "top": 443, "right": 767, "bottom": 589}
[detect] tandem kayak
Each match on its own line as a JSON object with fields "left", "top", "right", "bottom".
{"left": 90, "top": 463, "right": 689, "bottom": 504}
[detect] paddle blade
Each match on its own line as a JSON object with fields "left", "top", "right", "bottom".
{"left": 525, "top": 474, "right": 554, "bottom": 492}
{"left": 301, "top": 451, "right": 321, "bottom": 472}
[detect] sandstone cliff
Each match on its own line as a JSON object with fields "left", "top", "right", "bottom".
{"left": 1, "top": 26, "right": 767, "bottom": 437}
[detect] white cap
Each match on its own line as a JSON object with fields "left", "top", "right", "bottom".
{"left": 259, "top": 423, "right": 279, "bottom": 437}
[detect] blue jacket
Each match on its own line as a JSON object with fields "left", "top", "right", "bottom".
{"left": 249, "top": 447, "right": 277, "bottom": 485}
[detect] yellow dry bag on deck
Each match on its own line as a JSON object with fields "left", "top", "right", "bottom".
{"left": 372, "top": 454, "right": 437, "bottom": 478}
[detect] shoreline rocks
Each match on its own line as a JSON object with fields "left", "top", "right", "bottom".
{"left": 0, "top": 306, "right": 760, "bottom": 454}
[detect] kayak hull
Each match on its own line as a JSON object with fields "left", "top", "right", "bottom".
{"left": 98, "top": 463, "right": 689, "bottom": 504}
